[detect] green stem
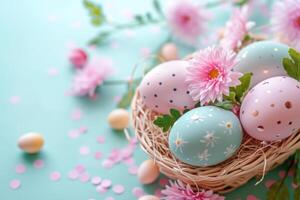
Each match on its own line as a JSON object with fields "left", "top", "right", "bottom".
{"left": 276, "top": 160, "right": 295, "bottom": 193}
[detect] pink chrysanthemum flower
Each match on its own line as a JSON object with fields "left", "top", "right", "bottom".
{"left": 186, "top": 46, "right": 243, "bottom": 105}
{"left": 72, "top": 57, "right": 113, "bottom": 98}
{"left": 220, "top": 6, "right": 255, "bottom": 51}
{"left": 166, "top": 0, "right": 209, "bottom": 45}
{"left": 161, "top": 180, "right": 225, "bottom": 200}
{"left": 271, "top": 0, "right": 300, "bottom": 50}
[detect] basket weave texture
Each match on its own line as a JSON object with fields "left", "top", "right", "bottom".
{"left": 132, "top": 92, "right": 300, "bottom": 193}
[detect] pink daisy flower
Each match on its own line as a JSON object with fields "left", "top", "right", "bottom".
{"left": 166, "top": 0, "right": 209, "bottom": 45}
{"left": 220, "top": 6, "right": 255, "bottom": 51}
{"left": 161, "top": 180, "right": 225, "bottom": 200}
{"left": 186, "top": 46, "right": 242, "bottom": 105}
{"left": 71, "top": 57, "right": 113, "bottom": 98}
{"left": 271, "top": 0, "right": 300, "bottom": 50}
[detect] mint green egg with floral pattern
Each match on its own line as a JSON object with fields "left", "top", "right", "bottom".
{"left": 168, "top": 106, "right": 243, "bottom": 167}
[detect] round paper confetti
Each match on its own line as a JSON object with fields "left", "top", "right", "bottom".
{"left": 94, "top": 151, "right": 102, "bottom": 160}
{"left": 75, "top": 164, "right": 86, "bottom": 174}
{"left": 112, "top": 184, "right": 125, "bottom": 194}
{"left": 91, "top": 176, "right": 102, "bottom": 185}
{"left": 50, "top": 171, "right": 61, "bottom": 181}
{"left": 128, "top": 165, "right": 138, "bottom": 175}
{"left": 97, "top": 135, "right": 105, "bottom": 144}
{"left": 105, "top": 197, "right": 114, "bottom": 200}
{"left": 79, "top": 172, "right": 90, "bottom": 183}
{"left": 68, "top": 170, "right": 79, "bottom": 180}
{"left": 33, "top": 159, "right": 44, "bottom": 169}
{"left": 79, "top": 146, "right": 90, "bottom": 155}
{"left": 9, "top": 179, "right": 21, "bottom": 190}
{"left": 96, "top": 185, "right": 107, "bottom": 194}
{"left": 101, "top": 179, "right": 112, "bottom": 188}
{"left": 15, "top": 164, "right": 26, "bottom": 174}
{"left": 132, "top": 187, "right": 144, "bottom": 198}
{"left": 102, "top": 160, "right": 114, "bottom": 169}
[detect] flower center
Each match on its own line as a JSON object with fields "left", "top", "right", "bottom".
{"left": 182, "top": 15, "right": 191, "bottom": 23}
{"left": 208, "top": 68, "right": 219, "bottom": 79}
{"left": 296, "top": 16, "right": 300, "bottom": 28}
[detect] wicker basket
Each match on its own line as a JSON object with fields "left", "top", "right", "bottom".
{"left": 132, "top": 92, "right": 300, "bottom": 193}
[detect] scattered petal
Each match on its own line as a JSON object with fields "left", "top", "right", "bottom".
{"left": 33, "top": 159, "right": 44, "bottom": 169}
{"left": 97, "top": 135, "right": 105, "bottom": 144}
{"left": 71, "top": 109, "right": 82, "bottom": 121}
{"left": 91, "top": 176, "right": 102, "bottom": 185}
{"left": 50, "top": 171, "right": 61, "bottom": 181}
{"left": 15, "top": 164, "right": 26, "bottom": 174}
{"left": 9, "top": 179, "right": 21, "bottom": 190}
{"left": 68, "top": 170, "right": 79, "bottom": 180}
{"left": 79, "top": 146, "right": 90, "bottom": 155}
{"left": 112, "top": 184, "right": 125, "bottom": 194}
{"left": 132, "top": 187, "right": 145, "bottom": 198}
{"left": 101, "top": 179, "right": 112, "bottom": 188}
{"left": 94, "top": 151, "right": 103, "bottom": 160}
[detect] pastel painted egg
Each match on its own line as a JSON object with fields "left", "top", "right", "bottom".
{"left": 137, "top": 159, "right": 160, "bottom": 184}
{"left": 235, "top": 41, "right": 289, "bottom": 87}
{"left": 169, "top": 106, "right": 243, "bottom": 167}
{"left": 139, "top": 60, "right": 196, "bottom": 114}
{"left": 107, "top": 108, "right": 130, "bottom": 130}
{"left": 240, "top": 76, "right": 300, "bottom": 141}
{"left": 18, "top": 132, "right": 44, "bottom": 154}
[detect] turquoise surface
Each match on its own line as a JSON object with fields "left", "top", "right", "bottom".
{"left": 0, "top": 0, "right": 296, "bottom": 199}
{"left": 169, "top": 106, "right": 243, "bottom": 167}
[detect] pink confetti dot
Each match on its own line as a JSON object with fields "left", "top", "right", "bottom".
{"left": 75, "top": 164, "right": 86, "bottom": 174}
{"left": 112, "top": 184, "right": 125, "bottom": 194}
{"left": 15, "top": 164, "right": 26, "bottom": 174}
{"left": 101, "top": 179, "right": 112, "bottom": 188}
{"left": 247, "top": 195, "right": 258, "bottom": 200}
{"left": 68, "top": 130, "right": 80, "bottom": 139}
{"left": 96, "top": 135, "right": 105, "bottom": 144}
{"left": 265, "top": 179, "right": 276, "bottom": 188}
{"left": 132, "top": 187, "right": 144, "bottom": 198}
{"left": 105, "top": 197, "right": 114, "bottom": 200}
{"left": 124, "top": 157, "right": 134, "bottom": 165}
{"left": 50, "top": 171, "right": 61, "bottom": 181}
{"left": 102, "top": 160, "right": 114, "bottom": 169}
{"left": 94, "top": 151, "right": 103, "bottom": 160}
{"left": 68, "top": 170, "right": 79, "bottom": 180}
{"left": 91, "top": 176, "right": 102, "bottom": 185}
{"left": 71, "top": 109, "right": 82, "bottom": 121}
{"left": 79, "top": 126, "right": 88, "bottom": 134}
{"left": 128, "top": 165, "right": 138, "bottom": 175}
{"left": 79, "top": 172, "right": 90, "bottom": 183}
{"left": 79, "top": 146, "right": 90, "bottom": 155}
{"left": 33, "top": 159, "right": 44, "bottom": 169}
{"left": 9, "top": 179, "right": 21, "bottom": 190}
{"left": 48, "top": 68, "right": 59, "bottom": 76}
{"left": 9, "top": 96, "right": 21, "bottom": 104}
{"left": 96, "top": 185, "right": 108, "bottom": 194}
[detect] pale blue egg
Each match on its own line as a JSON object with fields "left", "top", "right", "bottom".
{"left": 168, "top": 106, "right": 243, "bottom": 167}
{"left": 235, "top": 41, "right": 289, "bottom": 87}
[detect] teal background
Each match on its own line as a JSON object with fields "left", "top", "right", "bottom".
{"left": 0, "top": 0, "right": 296, "bottom": 199}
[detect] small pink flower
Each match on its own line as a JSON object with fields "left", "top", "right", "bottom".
{"left": 161, "top": 180, "right": 225, "bottom": 200}
{"left": 186, "top": 46, "right": 242, "bottom": 105}
{"left": 71, "top": 57, "right": 113, "bottom": 97}
{"left": 220, "top": 6, "right": 255, "bottom": 51}
{"left": 166, "top": 0, "right": 209, "bottom": 45}
{"left": 69, "top": 48, "right": 88, "bottom": 68}
{"left": 271, "top": 0, "right": 300, "bottom": 50}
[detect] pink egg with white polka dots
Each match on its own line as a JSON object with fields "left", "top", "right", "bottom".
{"left": 138, "top": 60, "right": 196, "bottom": 114}
{"left": 240, "top": 76, "right": 300, "bottom": 141}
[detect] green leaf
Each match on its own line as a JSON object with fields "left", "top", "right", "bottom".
{"left": 214, "top": 101, "right": 234, "bottom": 110}
{"left": 294, "top": 150, "right": 300, "bottom": 184}
{"left": 83, "top": 0, "right": 105, "bottom": 26}
{"left": 233, "top": 72, "right": 252, "bottom": 102}
{"left": 134, "top": 15, "right": 145, "bottom": 24}
{"left": 153, "top": 109, "right": 182, "bottom": 132}
{"left": 234, "top": 0, "right": 249, "bottom": 6}
{"left": 224, "top": 91, "right": 236, "bottom": 103}
{"left": 283, "top": 48, "right": 300, "bottom": 81}
{"left": 117, "top": 87, "right": 135, "bottom": 109}
{"left": 152, "top": 0, "right": 163, "bottom": 17}
{"left": 267, "top": 182, "right": 290, "bottom": 200}
{"left": 294, "top": 186, "right": 300, "bottom": 200}
{"left": 88, "top": 31, "right": 111, "bottom": 46}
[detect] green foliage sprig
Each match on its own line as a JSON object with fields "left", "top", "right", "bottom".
{"left": 283, "top": 48, "right": 300, "bottom": 81}
{"left": 153, "top": 109, "right": 182, "bottom": 132}
{"left": 83, "top": 0, "right": 106, "bottom": 26}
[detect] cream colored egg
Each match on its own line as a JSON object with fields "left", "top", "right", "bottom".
{"left": 138, "top": 159, "right": 160, "bottom": 184}
{"left": 18, "top": 132, "right": 44, "bottom": 154}
{"left": 138, "top": 195, "right": 160, "bottom": 200}
{"left": 107, "top": 108, "right": 130, "bottom": 130}
{"left": 160, "top": 43, "right": 178, "bottom": 61}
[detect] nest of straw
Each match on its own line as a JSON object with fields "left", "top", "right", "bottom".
{"left": 132, "top": 91, "right": 300, "bottom": 193}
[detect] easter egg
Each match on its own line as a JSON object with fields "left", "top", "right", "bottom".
{"left": 18, "top": 132, "right": 44, "bottom": 154}
{"left": 139, "top": 195, "right": 160, "bottom": 200}
{"left": 107, "top": 108, "right": 130, "bottom": 130}
{"left": 169, "top": 106, "right": 243, "bottom": 167}
{"left": 240, "top": 76, "right": 300, "bottom": 141}
{"left": 160, "top": 43, "right": 178, "bottom": 61}
{"left": 139, "top": 60, "right": 196, "bottom": 114}
{"left": 137, "top": 159, "right": 160, "bottom": 184}
{"left": 235, "top": 41, "right": 289, "bottom": 87}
